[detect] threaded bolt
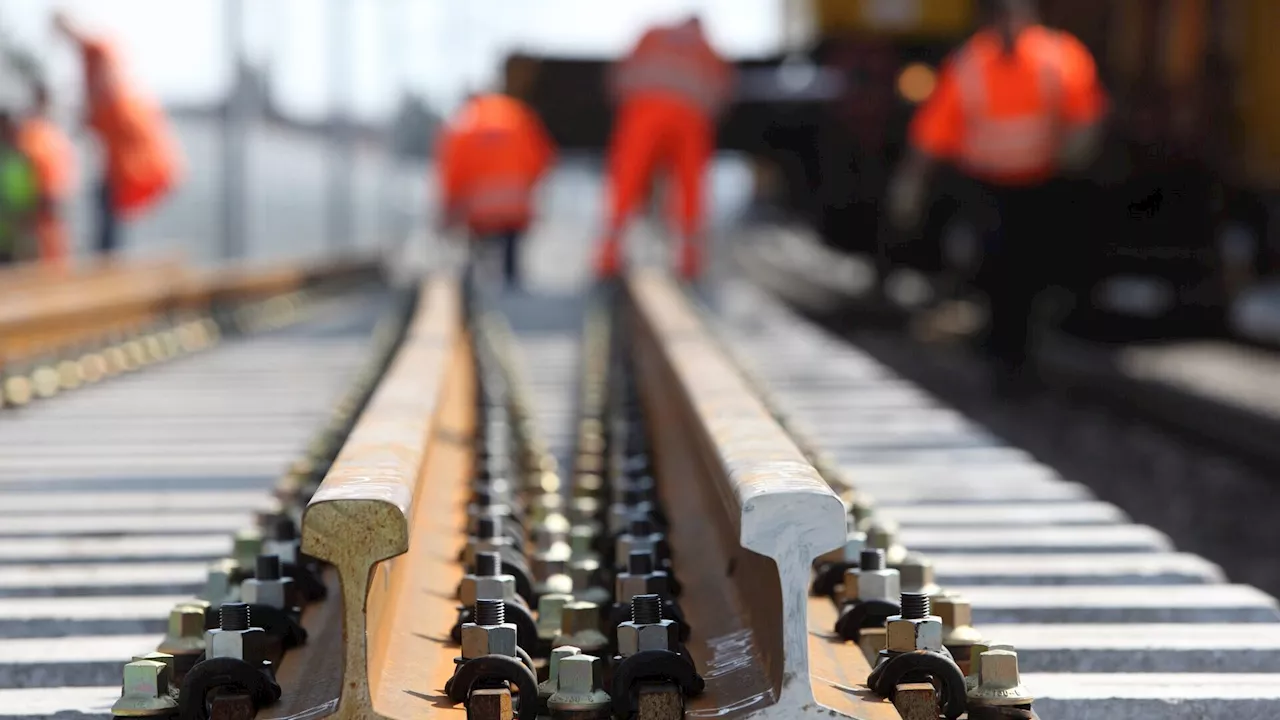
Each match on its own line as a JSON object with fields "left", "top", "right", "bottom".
{"left": 220, "top": 602, "right": 250, "bottom": 631}
{"left": 476, "top": 551, "right": 502, "bottom": 577}
{"left": 628, "top": 551, "right": 654, "bottom": 575}
{"left": 477, "top": 516, "right": 500, "bottom": 539}
{"left": 255, "top": 555, "right": 281, "bottom": 581}
{"left": 629, "top": 518, "right": 653, "bottom": 537}
{"left": 900, "top": 592, "right": 930, "bottom": 620}
{"left": 475, "top": 599, "right": 505, "bottom": 626}
{"left": 631, "top": 593, "right": 662, "bottom": 624}
{"left": 860, "top": 549, "right": 886, "bottom": 571}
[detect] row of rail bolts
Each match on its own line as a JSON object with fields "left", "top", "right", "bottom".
{"left": 101, "top": 278, "right": 1032, "bottom": 720}
{"left": 0, "top": 287, "right": 319, "bottom": 410}
{"left": 103, "top": 287, "right": 418, "bottom": 720}
{"left": 448, "top": 288, "right": 702, "bottom": 720}
{"left": 720, "top": 318, "right": 1036, "bottom": 720}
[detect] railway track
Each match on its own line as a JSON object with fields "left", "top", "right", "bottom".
{"left": 21, "top": 260, "right": 1280, "bottom": 719}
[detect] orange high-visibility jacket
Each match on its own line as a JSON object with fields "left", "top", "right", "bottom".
{"left": 611, "top": 23, "right": 735, "bottom": 119}
{"left": 18, "top": 117, "right": 77, "bottom": 264}
{"left": 18, "top": 117, "right": 76, "bottom": 201}
{"left": 437, "top": 94, "right": 556, "bottom": 235}
{"left": 82, "top": 37, "right": 182, "bottom": 216}
{"left": 909, "top": 25, "right": 1107, "bottom": 186}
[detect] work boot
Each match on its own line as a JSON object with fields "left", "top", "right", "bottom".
{"left": 677, "top": 240, "right": 703, "bottom": 281}
{"left": 594, "top": 238, "right": 623, "bottom": 279}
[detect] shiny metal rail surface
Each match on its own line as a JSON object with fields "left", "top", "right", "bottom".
{"left": 0, "top": 288, "right": 391, "bottom": 719}
{"left": 710, "top": 277, "right": 1280, "bottom": 719}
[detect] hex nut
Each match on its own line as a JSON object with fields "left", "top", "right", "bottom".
{"left": 112, "top": 659, "right": 178, "bottom": 714}
{"left": 886, "top": 616, "right": 944, "bottom": 653}
{"left": 614, "top": 533, "right": 657, "bottom": 565}
{"left": 205, "top": 627, "right": 269, "bottom": 665}
{"left": 461, "top": 621, "right": 518, "bottom": 660}
{"left": 616, "top": 619, "right": 678, "bottom": 657}
{"left": 970, "top": 649, "right": 1034, "bottom": 706}
{"left": 263, "top": 537, "right": 299, "bottom": 565}
{"left": 854, "top": 568, "right": 900, "bottom": 604}
{"left": 615, "top": 571, "right": 669, "bottom": 603}
{"left": 549, "top": 654, "right": 611, "bottom": 711}
{"left": 241, "top": 577, "right": 293, "bottom": 609}
{"left": 819, "top": 530, "right": 867, "bottom": 565}
{"left": 460, "top": 573, "right": 517, "bottom": 608}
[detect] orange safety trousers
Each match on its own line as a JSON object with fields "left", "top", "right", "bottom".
{"left": 598, "top": 94, "right": 713, "bottom": 279}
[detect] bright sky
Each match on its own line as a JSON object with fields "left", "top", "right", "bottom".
{"left": 0, "top": 0, "right": 785, "bottom": 121}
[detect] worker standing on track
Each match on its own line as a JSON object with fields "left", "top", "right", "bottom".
{"left": 595, "top": 15, "right": 735, "bottom": 281}
{"left": 888, "top": 0, "right": 1107, "bottom": 395}
{"left": 18, "top": 80, "right": 77, "bottom": 267}
{"left": 54, "top": 11, "right": 181, "bottom": 257}
{"left": 437, "top": 91, "right": 556, "bottom": 290}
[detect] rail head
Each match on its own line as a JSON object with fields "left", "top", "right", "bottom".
{"left": 299, "top": 277, "right": 463, "bottom": 719}
{"left": 627, "top": 271, "right": 881, "bottom": 720}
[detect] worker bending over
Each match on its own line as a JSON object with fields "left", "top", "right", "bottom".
{"left": 438, "top": 92, "right": 556, "bottom": 289}
{"left": 596, "top": 15, "right": 735, "bottom": 280}
{"left": 54, "top": 12, "right": 180, "bottom": 256}
{"left": 889, "top": 0, "right": 1106, "bottom": 395}
{"left": 18, "top": 80, "right": 76, "bottom": 267}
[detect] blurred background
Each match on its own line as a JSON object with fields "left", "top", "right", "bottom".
{"left": 2, "top": 0, "right": 1279, "bottom": 345}
{"left": 0, "top": 0, "right": 780, "bottom": 268}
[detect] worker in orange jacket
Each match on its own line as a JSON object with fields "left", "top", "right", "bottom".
{"left": 596, "top": 15, "right": 735, "bottom": 280}
{"left": 54, "top": 12, "right": 181, "bottom": 257}
{"left": 18, "top": 80, "right": 77, "bottom": 267}
{"left": 438, "top": 92, "right": 556, "bottom": 289}
{"left": 888, "top": 0, "right": 1107, "bottom": 395}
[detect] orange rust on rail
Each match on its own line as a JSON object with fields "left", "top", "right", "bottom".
{"left": 293, "top": 277, "right": 476, "bottom": 720}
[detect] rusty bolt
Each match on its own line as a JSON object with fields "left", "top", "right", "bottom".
{"left": 885, "top": 593, "right": 943, "bottom": 654}
{"left": 158, "top": 604, "right": 207, "bottom": 655}
{"left": 538, "top": 645, "right": 581, "bottom": 700}
{"left": 111, "top": 659, "right": 179, "bottom": 716}
{"left": 548, "top": 654, "right": 611, "bottom": 712}
{"left": 970, "top": 649, "right": 1035, "bottom": 706}
{"left": 537, "top": 593, "right": 574, "bottom": 638}
{"left": 964, "top": 642, "right": 1015, "bottom": 691}
{"left": 934, "top": 594, "right": 984, "bottom": 648}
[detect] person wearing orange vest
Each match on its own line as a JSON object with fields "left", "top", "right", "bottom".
{"left": 888, "top": 0, "right": 1107, "bottom": 395}
{"left": 437, "top": 92, "right": 556, "bottom": 289}
{"left": 18, "top": 80, "right": 77, "bottom": 267}
{"left": 54, "top": 12, "right": 181, "bottom": 257}
{"left": 595, "top": 16, "right": 735, "bottom": 280}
